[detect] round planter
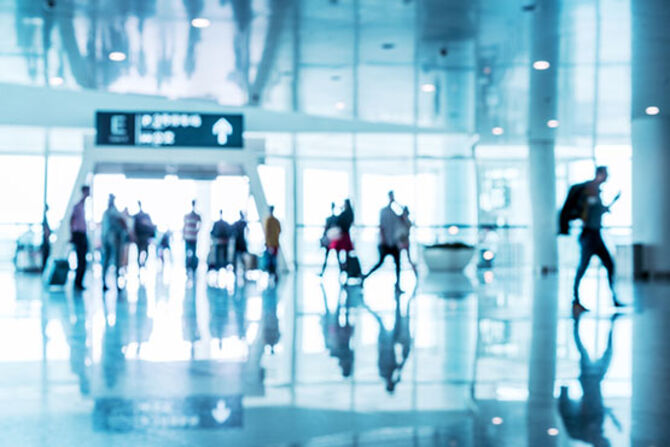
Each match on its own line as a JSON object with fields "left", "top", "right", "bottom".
{"left": 422, "top": 244, "right": 476, "bottom": 272}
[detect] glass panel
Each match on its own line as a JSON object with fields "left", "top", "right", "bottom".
{"left": 0, "top": 155, "right": 44, "bottom": 224}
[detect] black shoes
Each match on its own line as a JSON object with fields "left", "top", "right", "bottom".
{"left": 572, "top": 300, "right": 589, "bottom": 317}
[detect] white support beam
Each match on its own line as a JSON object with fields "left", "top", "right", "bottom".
{"left": 0, "top": 83, "right": 451, "bottom": 135}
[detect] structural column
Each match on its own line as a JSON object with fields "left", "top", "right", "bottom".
{"left": 631, "top": 0, "right": 670, "bottom": 277}
{"left": 631, "top": 283, "right": 670, "bottom": 446}
{"left": 528, "top": 0, "right": 560, "bottom": 273}
{"left": 443, "top": 156, "right": 478, "bottom": 230}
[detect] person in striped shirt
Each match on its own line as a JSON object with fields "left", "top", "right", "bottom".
{"left": 183, "top": 200, "right": 202, "bottom": 271}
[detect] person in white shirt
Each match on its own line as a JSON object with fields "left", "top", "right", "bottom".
{"left": 364, "top": 191, "right": 402, "bottom": 291}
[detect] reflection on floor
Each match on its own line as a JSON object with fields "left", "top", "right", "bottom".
{"left": 0, "top": 260, "right": 668, "bottom": 446}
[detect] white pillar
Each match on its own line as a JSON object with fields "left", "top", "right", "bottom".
{"left": 528, "top": 0, "right": 560, "bottom": 273}
{"left": 443, "top": 157, "right": 478, "bottom": 229}
{"left": 631, "top": 0, "right": 670, "bottom": 277}
{"left": 631, "top": 284, "right": 670, "bottom": 446}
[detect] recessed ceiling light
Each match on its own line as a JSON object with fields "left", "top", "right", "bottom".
{"left": 421, "top": 83, "right": 436, "bottom": 93}
{"left": 492, "top": 417, "right": 503, "bottom": 425}
{"left": 547, "top": 428, "right": 559, "bottom": 436}
{"left": 191, "top": 17, "right": 211, "bottom": 28}
{"left": 645, "top": 106, "right": 660, "bottom": 116}
{"left": 492, "top": 126, "right": 504, "bottom": 136}
{"left": 48, "top": 76, "right": 63, "bottom": 86}
{"left": 532, "top": 60, "right": 550, "bottom": 70}
{"left": 335, "top": 101, "right": 345, "bottom": 110}
{"left": 547, "top": 119, "right": 559, "bottom": 128}
{"left": 448, "top": 225, "right": 459, "bottom": 235}
{"left": 108, "top": 51, "right": 127, "bottom": 62}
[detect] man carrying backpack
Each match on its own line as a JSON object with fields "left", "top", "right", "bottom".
{"left": 559, "top": 166, "right": 624, "bottom": 313}
{"left": 210, "top": 210, "right": 230, "bottom": 270}
{"left": 134, "top": 201, "right": 156, "bottom": 268}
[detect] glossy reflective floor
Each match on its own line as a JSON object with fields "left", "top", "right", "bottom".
{"left": 0, "top": 257, "right": 667, "bottom": 447}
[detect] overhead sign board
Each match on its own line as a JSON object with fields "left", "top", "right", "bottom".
{"left": 96, "top": 111, "right": 244, "bottom": 148}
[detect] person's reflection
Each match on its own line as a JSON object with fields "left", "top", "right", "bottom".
{"left": 69, "top": 292, "right": 90, "bottom": 394}
{"left": 101, "top": 290, "right": 130, "bottom": 388}
{"left": 183, "top": 0, "right": 204, "bottom": 77}
{"left": 559, "top": 313, "right": 622, "bottom": 446}
{"left": 14, "top": 0, "right": 41, "bottom": 81}
{"left": 229, "top": 0, "right": 252, "bottom": 93}
{"left": 182, "top": 281, "right": 201, "bottom": 359}
{"left": 132, "top": 285, "right": 153, "bottom": 357}
{"left": 262, "top": 284, "right": 280, "bottom": 354}
{"left": 366, "top": 290, "right": 413, "bottom": 393}
{"left": 207, "top": 285, "right": 230, "bottom": 349}
{"left": 45, "top": 289, "right": 90, "bottom": 394}
{"left": 233, "top": 282, "right": 248, "bottom": 340}
{"left": 131, "top": 0, "right": 157, "bottom": 77}
{"left": 320, "top": 284, "right": 354, "bottom": 378}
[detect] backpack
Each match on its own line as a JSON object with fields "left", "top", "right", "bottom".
{"left": 211, "top": 220, "right": 229, "bottom": 239}
{"left": 558, "top": 182, "right": 588, "bottom": 235}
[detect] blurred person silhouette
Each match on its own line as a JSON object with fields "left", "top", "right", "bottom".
{"left": 41, "top": 204, "right": 51, "bottom": 273}
{"left": 364, "top": 191, "right": 402, "bottom": 291}
{"left": 558, "top": 312, "right": 622, "bottom": 446}
{"left": 210, "top": 210, "right": 230, "bottom": 271}
{"left": 133, "top": 201, "right": 156, "bottom": 269}
{"left": 332, "top": 199, "right": 356, "bottom": 273}
{"left": 319, "top": 202, "right": 339, "bottom": 276}
{"left": 263, "top": 205, "right": 281, "bottom": 282}
{"left": 120, "top": 207, "right": 133, "bottom": 275}
{"left": 320, "top": 284, "right": 355, "bottom": 378}
{"left": 366, "top": 290, "right": 412, "bottom": 393}
{"left": 566, "top": 167, "right": 623, "bottom": 314}
{"left": 183, "top": 199, "right": 202, "bottom": 273}
{"left": 396, "top": 206, "right": 417, "bottom": 275}
{"left": 157, "top": 229, "right": 172, "bottom": 267}
{"left": 101, "top": 194, "right": 128, "bottom": 292}
{"left": 70, "top": 185, "right": 90, "bottom": 290}
{"left": 231, "top": 211, "right": 248, "bottom": 275}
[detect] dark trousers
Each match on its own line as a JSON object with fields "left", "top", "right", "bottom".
{"left": 215, "top": 242, "right": 228, "bottom": 268}
{"left": 233, "top": 248, "right": 246, "bottom": 272}
{"left": 573, "top": 229, "right": 615, "bottom": 300}
{"left": 102, "top": 238, "right": 121, "bottom": 289}
{"left": 71, "top": 231, "right": 88, "bottom": 288}
{"left": 185, "top": 240, "right": 197, "bottom": 270}
{"left": 366, "top": 244, "right": 401, "bottom": 284}
{"left": 265, "top": 246, "right": 278, "bottom": 278}
{"left": 41, "top": 242, "right": 50, "bottom": 273}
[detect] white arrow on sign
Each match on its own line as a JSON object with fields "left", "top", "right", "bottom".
{"left": 211, "top": 400, "right": 231, "bottom": 424}
{"left": 212, "top": 118, "right": 234, "bottom": 145}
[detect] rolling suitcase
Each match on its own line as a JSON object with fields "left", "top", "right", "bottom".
{"left": 345, "top": 254, "right": 362, "bottom": 279}
{"left": 47, "top": 259, "right": 70, "bottom": 286}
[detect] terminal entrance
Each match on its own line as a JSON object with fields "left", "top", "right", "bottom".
{"left": 90, "top": 171, "right": 265, "bottom": 271}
